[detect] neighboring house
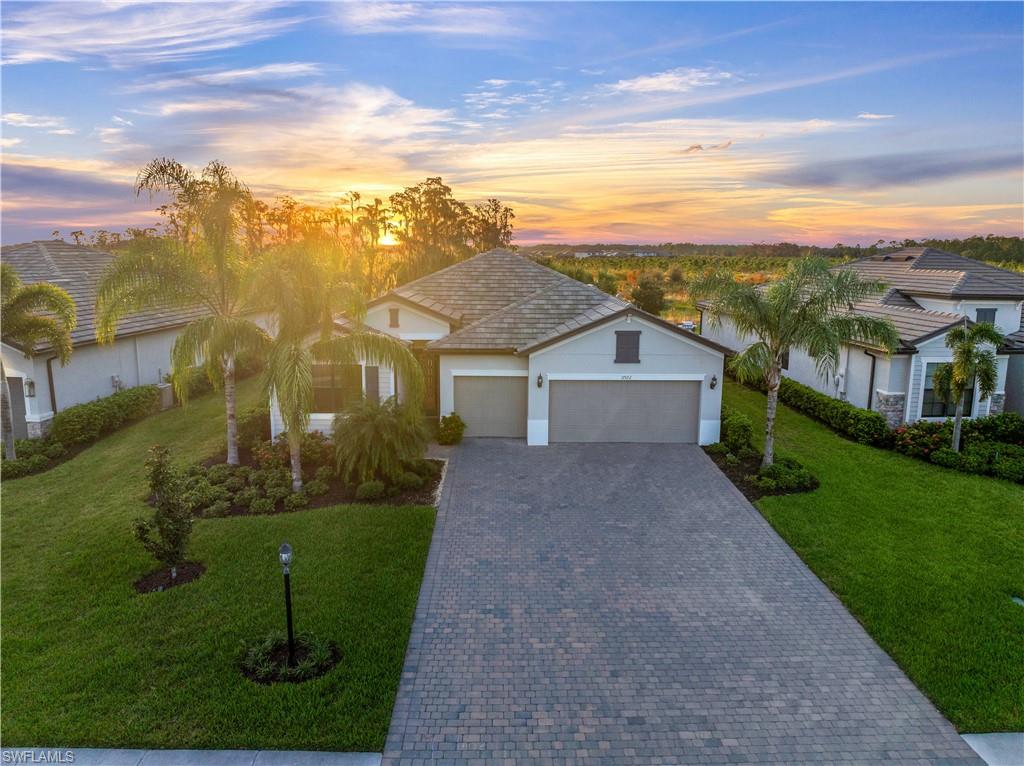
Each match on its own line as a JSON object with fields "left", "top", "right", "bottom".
{"left": 699, "top": 248, "right": 1024, "bottom": 426}
{"left": 270, "top": 248, "right": 727, "bottom": 445}
{"left": 0, "top": 240, "right": 207, "bottom": 438}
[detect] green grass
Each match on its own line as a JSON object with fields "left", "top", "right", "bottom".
{"left": 1, "top": 379, "right": 435, "bottom": 750}
{"left": 724, "top": 381, "right": 1024, "bottom": 733}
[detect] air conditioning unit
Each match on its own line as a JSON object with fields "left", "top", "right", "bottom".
{"left": 156, "top": 382, "right": 175, "bottom": 410}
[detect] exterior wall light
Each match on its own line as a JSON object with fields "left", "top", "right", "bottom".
{"left": 710, "top": 375, "right": 718, "bottom": 390}
{"left": 536, "top": 374, "right": 544, "bottom": 388}
{"left": 25, "top": 379, "right": 36, "bottom": 397}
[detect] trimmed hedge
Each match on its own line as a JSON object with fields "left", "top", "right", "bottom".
{"left": 776, "top": 378, "right": 890, "bottom": 446}
{"left": 50, "top": 385, "right": 161, "bottom": 446}
{"left": 893, "top": 416, "right": 1024, "bottom": 483}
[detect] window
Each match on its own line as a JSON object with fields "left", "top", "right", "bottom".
{"left": 975, "top": 308, "right": 997, "bottom": 325}
{"left": 921, "top": 362, "right": 973, "bottom": 418}
{"left": 615, "top": 331, "right": 641, "bottom": 363}
{"left": 389, "top": 308, "right": 400, "bottom": 328}
{"left": 780, "top": 350, "right": 790, "bottom": 371}
{"left": 364, "top": 365, "right": 380, "bottom": 403}
{"left": 312, "top": 363, "right": 362, "bottom": 412}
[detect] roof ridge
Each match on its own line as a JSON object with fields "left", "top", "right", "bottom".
{"left": 33, "top": 241, "right": 64, "bottom": 278}
{"left": 439, "top": 279, "right": 582, "bottom": 337}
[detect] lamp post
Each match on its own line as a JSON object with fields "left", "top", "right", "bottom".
{"left": 279, "top": 542, "right": 295, "bottom": 667}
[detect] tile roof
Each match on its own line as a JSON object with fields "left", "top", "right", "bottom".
{"left": 429, "top": 277, "right": 628, "bottom": 351}
{"left": 838, "top": 247, "right": 1024, "bottom": 299}
{"left": 1, "top": 240, "right": 207, "bottom": 350}
{"left": 384, "top": 248, "right": 567, "bottom": 324}
{"left": 1004, "top": 306, "right": 1024, "bottom": 352}
{"left": 847, "top": 298, "right": 965, "bottom": 349}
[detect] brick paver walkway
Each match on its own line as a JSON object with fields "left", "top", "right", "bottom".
{"left": 383, "top": 441, "right": 981, "bottom": 765}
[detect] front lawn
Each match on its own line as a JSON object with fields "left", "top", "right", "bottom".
{"left": 724, "top": 381, "right": 1024, "bottom": 733}
{"left": 1, "top": 379, "right": 435, "bottom": 751}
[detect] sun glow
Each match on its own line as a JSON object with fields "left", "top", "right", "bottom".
{"left": 379, "top": 232, "right": 398, "bottom": 247}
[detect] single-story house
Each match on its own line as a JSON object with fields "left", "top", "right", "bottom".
{"left": 271, "top": 248, "right": 727, "bottom": 445}
{"left": 699, "top": 248, "right": 1024, "bottom": 427}
{"left": 1, "top": 240, "right": 207, "bottom": 438}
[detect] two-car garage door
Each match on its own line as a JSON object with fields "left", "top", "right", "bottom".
{"left": 452, "top": 375, "right": 701, "bottom": 443}
{"left": 549, "top": 380, "right": 700, "bottom": 443}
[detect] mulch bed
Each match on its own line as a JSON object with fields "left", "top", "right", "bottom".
{"left": 134, "top": 561, "right": 206, "bottom": 593}
{"left": 241, "top": 638, "right": 341, "bottom": 685}
{"left": 703, "top": 448, "right": 818, "bottom": 502}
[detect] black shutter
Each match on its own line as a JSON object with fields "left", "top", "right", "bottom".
{"left": 389, "top": 308, "right": 400, "bottom": 327}
{"left": 615, "top": 331, "right": 641, "bottom": 363}
{"left": 364, "top": 366, "right": 380, "bottom": 403}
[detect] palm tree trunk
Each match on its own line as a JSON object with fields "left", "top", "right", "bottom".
{"left": 1, "top": 361, "right": 16, "bottom": 460}
{"left": 288, "top": 429, "right": 303, "bottom": 492}
{"left": 763, "top": 365, "right": 781, "bottom": 467}
{"left": 223, "top": 354, "right": 239, "bottom": 465}
{"left": 951, "top": 392, "right": 965, "bottom": 452}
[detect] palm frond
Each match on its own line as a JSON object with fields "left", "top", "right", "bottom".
{"left": 311, "top": 332, "right": 424, "bottom": 412}
{"left": 728, "top": 342, "right": 773, "bottom": 385}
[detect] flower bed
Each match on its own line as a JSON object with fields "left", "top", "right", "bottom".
{"left": 181, "top": 431, "right": 443, "bottom": 518}
{"left": 893, "top": 414, "right": 1024, "bottom": 483}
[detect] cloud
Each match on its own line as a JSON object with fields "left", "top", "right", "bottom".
{"left": 125, "top": 62, "right": 323, "bottom": 93}
{"left": 858, "top": 113, "right": 894, "bottom": 120}
{"left": 680, "top": 140, "right": 734, "bottom": 154}
{"left": 335, "top": 3, "right": 530, "bottom": 38}
{"left": 764, "top": 150, "right": 1023, "bottom": 189}
{"left": 157, "top": 99, "right": 259, "bottom": 116}
{"left": 464, "top": 79, "right": 566, "bottom": 118}
{"left": 603, "top": 67, "right": 734, "bottom": 95}
{"left": 1, "top": 2, "right": 302, "bottom": 66}
{"left": 48, "top": 129, "right": 77, "bottom": 136}
{"left": 2, "top": 113, "right": 66, "bottom": 129}
{"left": 1, "top": 138, "right": 23, "bottom": 148}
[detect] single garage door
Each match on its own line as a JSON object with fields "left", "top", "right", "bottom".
{"left": 453, "top": 375, "right": 528, "bottom": 437}
{"left": 549, "top": 380, "right": 700, "bottom": 443}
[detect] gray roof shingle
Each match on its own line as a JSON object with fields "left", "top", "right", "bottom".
{"left": 429, "top": 277, "right": 629, "bottom": 351}
{"left": 383, "top": 248, "right": 567, "bottom": 325}
{"left": 1, "top": 240, "right": 207, "bottom": 350}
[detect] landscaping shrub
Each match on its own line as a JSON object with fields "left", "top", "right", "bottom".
{"left": 355, "top": 480, "right": 386, "bottom": 501}
{"left": 204, "top": 500, "right": 232, "bottom": 518}
{"left": 893, "top": 420, "right": 948, "bottom": 460}
{"left": 437, "top": 413, "right": 466, "bottom": 445}
{"left": 239, "top": 631, "right": 339, "bottom": 685}
{"left": 133, "top": 446, "right": 193, "bottom": 578}
{"left": 752, "top": 457, "right": 818, "bottom": 493}
{"left": 722, "top": 410, "right": 754, "bottom": 454}
{"left": 51, "top": 385, "right": 160, "bottom": 446}
{"left": 407, "top": 458, "right": 440, "bottom": 478}
{"left": 704, "top": 441, "right": 730, "bottom": 457}
{"left": 930, "top": 447, "right": 962, "bottom": 469}
{"left": 304, "top": 479, "right": 329, "bottom": 497}
{"left": 314, "top": 465, "right": 334, "bottom": 483}
{"left": 776, "top": 378, "right": 890, "bottom": 446}
{"left": 396, "top": 471, "right": 424, "bottom": 491}
{"left": 283, "top": 492, "right": 309, "bottom": 512}
{"left": 249, "top": 497, "right": 274, "bottom": 515}
{"left": 237, "top": 405, "right": 271, "bottom": 449}
{"left": 333, "top": 398, "right": 428, "bottom": 484}
{"left": 1, "top": 457, "right": 31, "bottom": 479}
{"left": 961, "top": 412, "right": 1024, "bottom": 447}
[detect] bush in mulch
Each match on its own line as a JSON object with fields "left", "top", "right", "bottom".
{"left": 134, "top": 561, "right": 206, "bottom": 594}
{"left": 177, "top": 432, "right": 443, "bottom": 519}
{"left": 239, "top": 631, "right": 340, "bottom": 685}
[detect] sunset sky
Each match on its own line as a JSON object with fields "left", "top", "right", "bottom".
{"left": 1, "top": 1, "right": 1022, "bottom": 246}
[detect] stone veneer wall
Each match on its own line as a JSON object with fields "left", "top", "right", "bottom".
{"left": 875, "top": 391, "right": 906, "bottom": 428}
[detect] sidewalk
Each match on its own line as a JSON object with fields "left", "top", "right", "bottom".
{"left": 0, "top": 750, "right": 380, "bottom": 766}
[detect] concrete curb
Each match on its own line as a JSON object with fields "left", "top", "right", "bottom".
{"left": 0, "top": 749, "right": 381, "bottom": 766}
{"left": 962, "top": 733, "right": 1024, "bottom": 766}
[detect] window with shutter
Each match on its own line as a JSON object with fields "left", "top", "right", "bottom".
{"left": 975, "top": 308, "right": 996, "bottom": 325}
{"left": 389, "top": 308, "right": 400, "bottom": 328}
{"left": 615, "top": 331, "right": 641, "bottom": 363}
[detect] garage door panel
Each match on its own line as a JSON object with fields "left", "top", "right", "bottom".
{"left": 549, "top": 380, "right": 699, "bottom": 443}
{"left": 454, "top": 376, "right": 528, "bottom": 438}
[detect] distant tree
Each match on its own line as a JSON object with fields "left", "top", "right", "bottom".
{"left": 472, "top": 198, "right": 515, "bottom": 251}
{"left": 932, "top": 321, "right": 1004, "bottom": 452}
{"left": 0, "top": 264, "right": 77, "bottom": 459}
{"left": 390, "top": 177, "right": 475, "bottom": 281}
{"left": 693, "top": 258, "right": 898, "bottom": 466}
{"left": 595, "top": 270, "right": 619, "bottom": 296}
{"left": 630, "top": 274, "right": 666, "bottom": 315}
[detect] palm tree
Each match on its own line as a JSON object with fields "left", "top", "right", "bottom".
{"left": 693, "top": 258, "right": 899, "bottom": 466}
{"left": 96, "top": 158, "right": 269, "bottom": 465}
{"left": 932, "top": 320, "right": 1003, "bottom": 452}
{"left": 1, "top": 264, "right": 77, "bottom": 459}
{"left": 257, "top": 249, "right": 423, "bottom": 491}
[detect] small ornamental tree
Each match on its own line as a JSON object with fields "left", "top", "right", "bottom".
{"left": 134, "top": 446, "right": 193, "bottom": 580}
{"left": 932, "top": 321, "right": 1004, "bottom": 452}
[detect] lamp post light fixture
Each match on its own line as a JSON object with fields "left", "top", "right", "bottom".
{"left": 278, "top": 542, "right": 296, "bottom": 667}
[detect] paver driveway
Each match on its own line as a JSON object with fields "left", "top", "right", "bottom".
{"left": 383, "top": 441, "right": 980, "bottom": 765}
